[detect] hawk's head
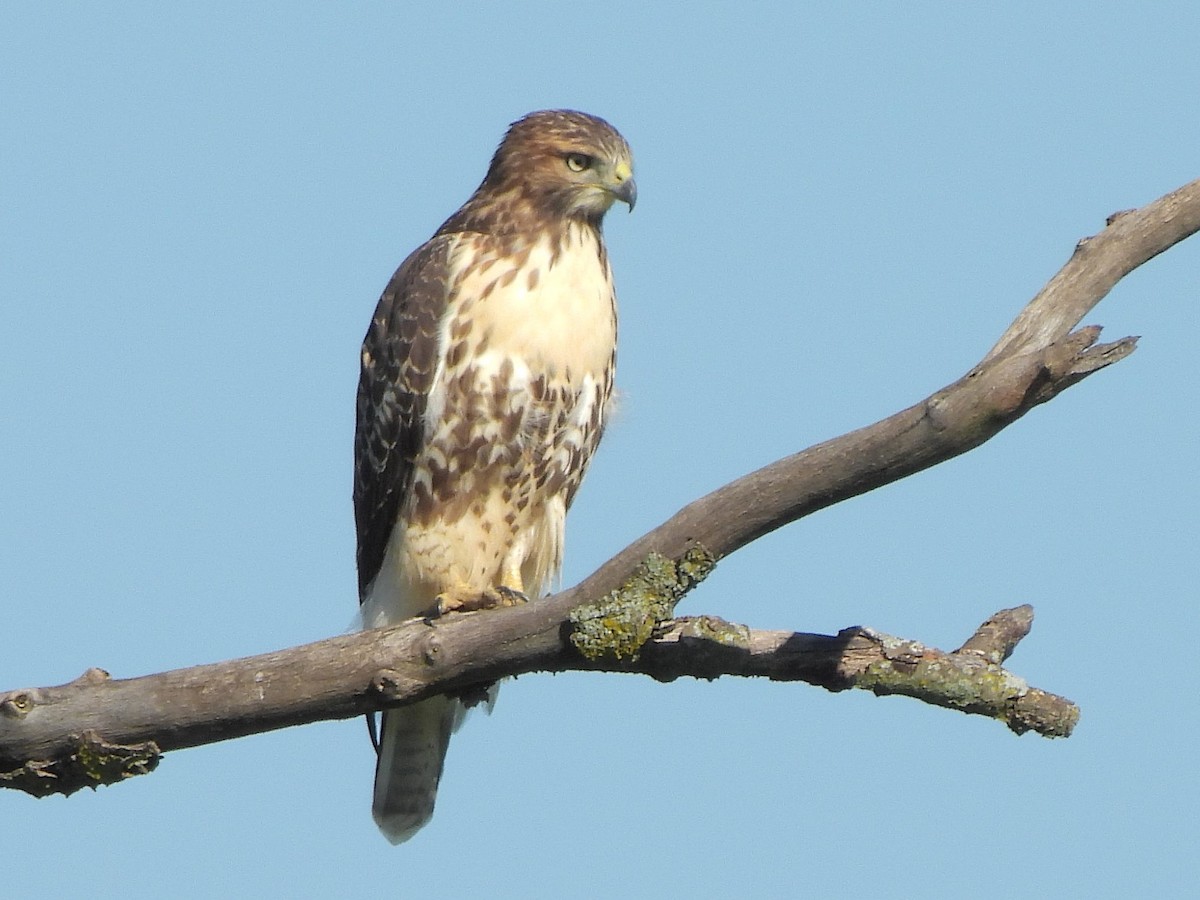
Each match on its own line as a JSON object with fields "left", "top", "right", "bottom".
{"left": 482, "top": 109, "right": 636, "bottom": 224}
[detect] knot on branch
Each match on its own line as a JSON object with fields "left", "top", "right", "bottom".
{"left": 0, "top": 691, "right": 35, "bottom": 720}
{"left": 568, "top": 547, "right": 716, "bottom": 661}
{"left": 371, "top": 668, "right": 426, "bottom": 702}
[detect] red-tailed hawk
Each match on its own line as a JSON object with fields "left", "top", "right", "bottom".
{"left": 354, "top": 110, "right": 635, "bottom": 843}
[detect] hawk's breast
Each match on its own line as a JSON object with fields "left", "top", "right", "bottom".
{"left": 393, "top": 224, "right": 617, "bottom": 598}
{"left": 448, "top": 225, "right": 616, "bottom": 380}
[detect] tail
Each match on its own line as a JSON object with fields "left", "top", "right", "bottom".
{"left": 372, "top": 695, "right": 462, "bottom": 844}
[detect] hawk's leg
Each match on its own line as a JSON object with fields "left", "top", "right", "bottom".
{"left": 493, "top": 561, "right": 530, "bottom": 607}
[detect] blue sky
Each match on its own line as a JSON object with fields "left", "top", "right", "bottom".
{"left": 3, "top": 4, "right": 1198, "bottom": 898}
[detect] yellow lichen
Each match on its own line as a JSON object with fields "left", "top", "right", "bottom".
{"left": 569, "top": 546, "right": 716, "bottom": 661}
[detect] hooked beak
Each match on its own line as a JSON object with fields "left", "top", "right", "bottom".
{"left": 610, "top": 161, "right": 637, "bottom": 211}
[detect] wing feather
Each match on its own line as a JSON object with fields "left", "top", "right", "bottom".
{"left": 353, "top": 234, "right": 457, "bottom": 601}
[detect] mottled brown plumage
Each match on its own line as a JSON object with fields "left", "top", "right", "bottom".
{"left": 353, "top": 110, "right": 635, "bottom": 843}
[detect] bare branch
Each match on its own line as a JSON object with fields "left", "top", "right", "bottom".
{"left": 984, "top": 178, "right": 1200, "bottom": 362}
{"left": 641, "top": 607, "right": 1076, "bottom": 738}
{"left": 3, "top": 176, "right": 1198, "bottom": 799}
{"left": 1, "top": 595, "right": 1073, "bottom": 797}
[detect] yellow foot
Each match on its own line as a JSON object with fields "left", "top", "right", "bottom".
{"left": 434, "top": 585, "right": 529, "bottom": 616}
{"left": 491, "top": 585, "right": 529, "bottom": 607}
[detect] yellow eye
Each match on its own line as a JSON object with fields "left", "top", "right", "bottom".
{"left": 565, "top": 153, "right": 592, "bottom": 173}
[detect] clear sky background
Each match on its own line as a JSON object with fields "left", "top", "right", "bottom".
{"left": 4, "top": 4, "right": 1198, "bottom": 898}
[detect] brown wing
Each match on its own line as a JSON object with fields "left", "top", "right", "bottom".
{"left": 353, "top": 233, "right": 457, "bottom": 601}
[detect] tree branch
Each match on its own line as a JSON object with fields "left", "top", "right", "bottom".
{"left": 4, "top": 176, "right": 1198, "bottom": 798}
{"left": 1, "top": 596, "right": 1073, "bottom": 798}
{"left": 983, "top": 179, "right": 1200, "bottom": 363}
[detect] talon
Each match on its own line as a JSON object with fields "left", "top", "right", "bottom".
{"left": 432, "top": 585, "right": 527, "bottom": 616}
{"left": 434, "top": 593, "right": 466, "bottom": 617}
{"left": 492, "top": 585, "right": 528, "bottom": 607}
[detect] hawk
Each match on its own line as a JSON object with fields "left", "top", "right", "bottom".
{"left": 353, "top": 110, "right": 636, "bottom": 843}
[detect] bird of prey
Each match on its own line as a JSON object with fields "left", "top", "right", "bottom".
{"left": 353, "top": 110, "right": 636, "bottom": 843}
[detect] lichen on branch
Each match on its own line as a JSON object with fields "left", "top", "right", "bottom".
{"left": 568, "top": 546, "right": 716, "bottom": 661}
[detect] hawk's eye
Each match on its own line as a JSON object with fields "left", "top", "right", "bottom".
{"left": 565, "top": 153, "right": 592, "bottom": 173}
